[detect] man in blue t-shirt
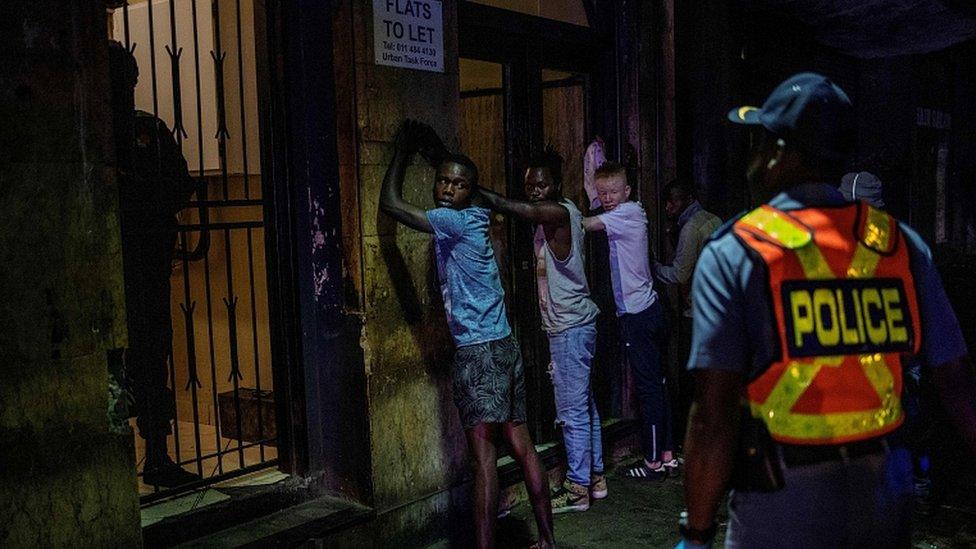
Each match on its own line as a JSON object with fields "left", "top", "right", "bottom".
{"left": 379, "top": 120, "right": 555, "bottom": 549}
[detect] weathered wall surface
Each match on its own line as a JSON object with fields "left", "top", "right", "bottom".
{"left": 0, "top": 2, "right": 142, "bottom": 547}
{"left": 341, "top": 1, "right": 469, "bottom": 512}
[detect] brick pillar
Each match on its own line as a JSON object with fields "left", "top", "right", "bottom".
{"left": 0, "top": 2, "right": 142, "bottom": 546}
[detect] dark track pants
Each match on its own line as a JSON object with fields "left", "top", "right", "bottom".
{"left": 619, "top": 300, "right": 672, "bottom": 462}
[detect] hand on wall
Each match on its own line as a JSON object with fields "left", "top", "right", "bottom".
{"left": 584, "top": 137, "right": 606, "bottom": 210}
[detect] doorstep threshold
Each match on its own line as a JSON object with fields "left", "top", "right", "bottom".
{"left": 141, "top": 469, "right": 290, "bottom": 527}
{"left": 142, "top": 469, "right": 325, "bottom": 547}
{"left": 175, "top": 496, "right": 373, "bottom": 548}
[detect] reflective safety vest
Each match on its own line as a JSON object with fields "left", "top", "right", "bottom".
{"left": 732, "top": 202, "right": 922, "bottom": 445}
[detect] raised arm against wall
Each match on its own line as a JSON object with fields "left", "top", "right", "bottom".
{"left": 380, "top": 120, "right": 433, "bottom": 233}
{"left": 479, "top": 187, "right": 568, "bottom": 226}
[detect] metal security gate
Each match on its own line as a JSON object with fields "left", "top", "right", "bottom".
{"left": 107, "top": 0, "right": 278, "bottom": 504}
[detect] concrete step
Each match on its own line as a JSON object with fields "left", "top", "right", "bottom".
{"left": 175, "top": 496, "right": 373, "bottom": 548}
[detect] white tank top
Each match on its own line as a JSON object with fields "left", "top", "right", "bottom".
{"left": 533, "top": 199, "right": 600, "bottom": 333}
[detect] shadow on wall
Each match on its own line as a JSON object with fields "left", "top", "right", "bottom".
{"left": 375, "top": 195, "right": 467, "bottom": 490}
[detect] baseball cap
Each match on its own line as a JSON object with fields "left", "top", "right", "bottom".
{"left": 728, "top": 72, "right": 854, "bottom": 161}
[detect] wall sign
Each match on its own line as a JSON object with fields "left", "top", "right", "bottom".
{"left": 373, "top": 0, "right": 444, "bottom": 73}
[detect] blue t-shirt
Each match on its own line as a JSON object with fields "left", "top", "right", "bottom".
{"left": 427, "top": 207, "right": 511, "bottom": 347}
{"left": 689, "top": 183, "right": 967, "bottom": 377}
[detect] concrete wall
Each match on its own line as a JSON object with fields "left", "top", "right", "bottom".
{"left": 0, "top": 2, "right": 142, "bottom": 547}
{"left": 336, "top": 0, "right": 469, "bottom": 513}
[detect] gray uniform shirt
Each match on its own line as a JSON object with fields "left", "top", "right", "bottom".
{"left": 533, "top": 199, "right": 600, "bottom": 334}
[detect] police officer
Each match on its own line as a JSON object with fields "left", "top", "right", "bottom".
{"left": 676, "top": 73, "right": 976, "bottom": 548}
{"left": 109, "top": 41, "right": 200, "bottom": 488}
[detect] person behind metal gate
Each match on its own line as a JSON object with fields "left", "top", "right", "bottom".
{"left": 108, "top": 41, "right": 201, "bottom": 488}
{"left": 676, "top": 72, "right": 976, "bottom": 548}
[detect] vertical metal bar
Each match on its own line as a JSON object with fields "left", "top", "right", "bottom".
{"left": 214, "top": 0, "right": 240, "bottom": 472}
{"left": 122, "top": 1, "right": 131, "bottom": 51}
{"left": 168, "top": 0, "right": 205, "bottom": 479}
{"left": 168, "top": 0, "right": 220, "bottom": 477}
{"left": 167, "top": 353, "right": 183, "bottom": 466}
{"left": 190, "top": 0, "right": 206, "bottom": 178}
{"left": 146, "top": 0, "right": 161, "bottom": 118}
{"left": 201, "top": 225, "right": 224, "bottom": 475}
{"left": 179, "top": 230, "right": 206, "bottom": 476}
{"left": 223, "top": 228, "right": 247, "bottom": 468}
{"left": 246, "top": 226, "right": 266, "bottom": 460}
{"left": 184, "top": 0, "right": 211, "bottom": 267}
{"left": 235, "top": 0, "right": 252, "bottom": 198}
{"left": 211, "top": 0, "right": 232, "bottom": 200}
{"left": 235, "top": 0, "right": 266, "bottom": 461}
{"left": 166, "top": 0, "right": 187, "bottom": 144}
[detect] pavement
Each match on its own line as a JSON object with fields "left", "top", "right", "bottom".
{"left": 483, "top": 466, "right": 976, "bottom": 549}
{"left": 494, "top": 472, "right": 719, "bottom": 549}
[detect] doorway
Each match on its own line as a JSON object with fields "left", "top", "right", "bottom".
{"left": 107, "top": 0, "right": 280, "bottom": 504}
{"left": 458, "top": 1, "right": 615, "bottom": 444}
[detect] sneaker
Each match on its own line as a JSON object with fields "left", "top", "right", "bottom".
{"left": 663, "top": 458, "right": 680, "bottom": 477}
{"left": 497, "top": 490, "right": 517, "bottom": 519}
{"left": 550, "top": 480, "right": 590, "bottom": 514}
{"left": 590, "top": 473, "right": 608, "bottom": 500}
{"left": 618, "top": 459, "right": 667, "bottom": 480}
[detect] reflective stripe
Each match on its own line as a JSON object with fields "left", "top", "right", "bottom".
{"left": 736, "top": 204, "right": 908, "bottom": 444}
{"left": 738, "top": 206, "right": 812, "bottom": 250}
{"left": 860, "top": 204, "right": 894, "bottom": 254}
{"left": 846, "top": 241, "right": 881, "bottom": 278}
{"left": 652, "top": 424, "right": 657, "bottom": 461}
{"left": 751, "top": 354, "right": 901, "bottom": 442}
{"left": 740, "top": 206, "right": 834, "bottom": 277}
{"left": 794, "top": 241, "right": 835, "bottom": 279}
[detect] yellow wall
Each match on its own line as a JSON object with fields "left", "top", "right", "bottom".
{"left": 335, "top": 0, "right": 469, "bottom": 512}
{"left": 170, "top": 175, "right": 273, "bottom": 427}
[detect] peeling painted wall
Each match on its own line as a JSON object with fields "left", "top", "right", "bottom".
{"left": 0, "top": 2, "right": 142, "bottom": 546}
{"left": 336, "top": 0, "right": 470, "bottom": 512}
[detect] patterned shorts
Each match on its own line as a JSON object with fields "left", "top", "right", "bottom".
{"left": 453, "top": 335, "right": 527, "bottom": 429}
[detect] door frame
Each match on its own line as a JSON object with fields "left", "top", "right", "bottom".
{"left": 259, "top": 0, "right": 370, "bottom": 502}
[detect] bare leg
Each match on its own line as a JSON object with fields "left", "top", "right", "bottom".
{"left": 466, "top": 423, "right": 500, "bottom": 549}
{"left": 503, "top": 422, "right": 556, "bottom": 548}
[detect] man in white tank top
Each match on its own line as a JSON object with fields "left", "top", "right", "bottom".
{"left": 480, "top": 146, "right": 605, "bottom": 514}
